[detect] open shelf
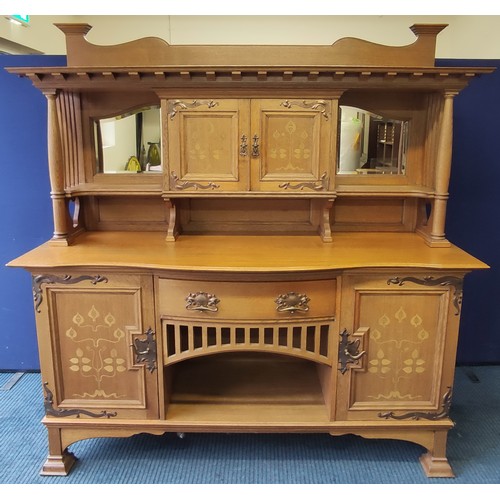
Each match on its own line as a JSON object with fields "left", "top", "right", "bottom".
{"left": 165, "top": 352, "right": 331, "bottom": 425}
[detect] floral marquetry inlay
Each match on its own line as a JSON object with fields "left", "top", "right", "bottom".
{"left": 63, "top": 305, "right": 131, "bottom": 399}
{"left": 264, "top": 116, "right": 316, "bottom": 175}
{"left": 358, "top": 298, "right": 438, "bottom": 402}
{"left": 368, "top": 349, "right": 392, "bottom": 374}
{"left": 184, "top": 118, "right": 233, "bottom": 175}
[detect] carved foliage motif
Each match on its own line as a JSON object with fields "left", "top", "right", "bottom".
{"left": 378, "top": 387, "right": 453, "bottom": 420}
{"left": 279, "top": 172, "right": 328, "bottom": 191}
{"left": 388, "top": 276, "right": 463, "bottom": 315}
{"left": 171, "top": 172, "right": 220, "bottom": 190}
{"left": 43, "top": 382, "right": 117, "bottom": 419}
{"left": 281, "top": 100, "right": 330, "bottom": 120}
{"left": 168, "top": 99, "right": 219, "bottom": 120}
{"left": 32, "top": 274, "right": 108, "bottom": 313}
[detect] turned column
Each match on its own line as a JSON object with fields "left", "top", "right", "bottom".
{"left": 430, "top": 91, "right": 457, "bottom": 245}
{"left": 44, "top": 91, "right": 70, "bottom": 244}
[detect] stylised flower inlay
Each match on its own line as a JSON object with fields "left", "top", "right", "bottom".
{"left": 369, "top": 349, "right": 391, "bottom": 374}
{"left": 69, "top": 348, "right": 92, "bottom": 372}
{"left": 402, "top": 349, "right": 426, "bottom": 374}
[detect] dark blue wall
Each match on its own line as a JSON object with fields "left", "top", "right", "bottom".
{"left": 0, "top": 56, "right": 498, "bottom": 370}
{"left": 0, "top": 55, "right": 66, "bottom": 370}
{"left": 439, "top": 59, "right": 500, "bottom": 364}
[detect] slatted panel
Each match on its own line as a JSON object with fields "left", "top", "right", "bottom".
{"left": 163, "top": 320, "right": 333, "bottom": 366}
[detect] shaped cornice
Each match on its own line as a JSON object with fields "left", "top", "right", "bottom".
{"left": 6, "top": 23, "right": 495, "bottom": 92}
{"left": 55, "top": 23, "right": 446, "bottom": 68}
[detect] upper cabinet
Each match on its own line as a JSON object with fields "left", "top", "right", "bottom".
{"left": 165, "top": 98, "right": 334, "bottom": 194}
{"left": 6, "top": 23, "right": 494, "bottom": 245}
{"left": 251, "top": 99, "right": 334, "bottom": 193}
{"left": 165, "top": 99, "right": 249, "bottom": 192}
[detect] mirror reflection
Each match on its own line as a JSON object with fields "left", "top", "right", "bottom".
{"left": 338, "top": 106, "right": 408, "bottom": 175}
{"left": 94, "top": 106, "right": 161, "bottom": 174}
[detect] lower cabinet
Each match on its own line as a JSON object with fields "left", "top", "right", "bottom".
{"left": 32, "top": 268, "right": 464, "bottom": 477}
{"left": 336, "top": 273, "right": 461, "bottom": 422}
{"left": 34, "top": 273, "right": 159, "bottom": 421}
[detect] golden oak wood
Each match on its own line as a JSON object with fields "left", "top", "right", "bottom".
{"left": 55, "top": 23, "right": 448, "bottom": 68}
{"left": 7, "top": 232, "right": 487, "bottom": 272}
{"left": 6, "top": 23, "right": 492, "bottom": 478}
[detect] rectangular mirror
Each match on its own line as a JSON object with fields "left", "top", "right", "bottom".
{"left": 338, "top": 106, "right": 408, "bottom": 175}
{"left": 94, "top": 105, "right": 161, "bottom": 174}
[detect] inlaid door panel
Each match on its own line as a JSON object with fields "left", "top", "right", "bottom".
{"left": 166, "top": 99, "right": 250, "bottom": 191}
{"left": 37, "top": 274, "right": 158, "bottom": 419}
{"left": 250, "top": 99, "right": 333, "bottom": 192}
{"left": 336, "top": 273, "right": 462, "bottom": 421}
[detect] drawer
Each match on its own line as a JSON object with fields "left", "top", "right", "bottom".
{"left": 158, "top": 278, "right": 336, "bottom": 320}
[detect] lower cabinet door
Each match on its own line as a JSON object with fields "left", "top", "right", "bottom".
{"left": 336, "top": 272, "right": 463, "bottom": 421}
{"left": 35, "top": 272, "right": 159, "bottom": 419}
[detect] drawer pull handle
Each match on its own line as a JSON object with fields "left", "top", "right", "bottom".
{"left": 186, "top": 292, "right": 220, "bottom": 312}
{"left": 251, "top": 134, "right": 260, "bottom": 157}
{"left": 240, "top": 134, "right": 248, "bottom": 157}
{"left": 275, "top": 292, "right": 310, "bottom": 313}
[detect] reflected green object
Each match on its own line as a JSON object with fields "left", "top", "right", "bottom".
{"left": 125, "top": 156, "right": 142, "bottom": 172}
{"left": 147, "top": 142, "right": 161, "bottom": 166}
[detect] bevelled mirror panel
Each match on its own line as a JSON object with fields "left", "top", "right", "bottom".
{"left": 94, "top": 106, "right": 161, "bottom": 174}
{"left": 338, "top": 106, "right": 408, "bottom": 176}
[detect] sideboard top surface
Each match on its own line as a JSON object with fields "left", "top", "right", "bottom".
{"left": 8, "top": 232, "right": 488, "bottom": 273}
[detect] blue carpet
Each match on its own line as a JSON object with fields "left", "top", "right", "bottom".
{"left": 0, "top": 367, "right": 499, "bottom": 484}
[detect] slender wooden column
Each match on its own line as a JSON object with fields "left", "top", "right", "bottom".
{"left": 430, "top": 91, "right": 457, "bottom": 245}
{"left": 44, "top": 91, "right": 70, "bottom": 244}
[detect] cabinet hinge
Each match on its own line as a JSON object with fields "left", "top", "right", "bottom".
{"left": 338, "top": 328, "right": 366, "bottom": 374}
{"left": 132, "top": 327, "right": 157, "bottom": 373}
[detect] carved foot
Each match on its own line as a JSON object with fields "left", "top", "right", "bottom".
{"left": 419, "top": 452, "right": 455, "bottom": 478}
{"left": 40, "top": 450, "right": 77, "bottom": 476}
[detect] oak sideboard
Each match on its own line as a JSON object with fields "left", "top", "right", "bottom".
{"left": 7, "top": 22, "right": 492, "bottom": 477}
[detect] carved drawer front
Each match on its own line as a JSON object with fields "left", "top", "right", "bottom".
{"left": 158, "top": 278, "right": 336, "bottom": 320}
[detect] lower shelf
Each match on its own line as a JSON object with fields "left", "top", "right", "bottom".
{"left": 165, "top": 352, "right": 331, "bottom": 424}
{"left": 166, "top": 403, "right": 329, "bottom": 425}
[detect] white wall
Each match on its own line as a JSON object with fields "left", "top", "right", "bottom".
{"left": 1, "top": 15, "right": 500, "bottom": 59}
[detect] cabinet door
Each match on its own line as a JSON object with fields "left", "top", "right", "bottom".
{"left": 250, "top": 99, "right": 333, "bottom": 192}
{"left": 166, "top": 99, "right": 250, "bottom": 192}
{"left": 336, "top": 273, "right": 462, "bottom": 421}
{"left": 35, "top": 273, "right": 158, "bottom": 419}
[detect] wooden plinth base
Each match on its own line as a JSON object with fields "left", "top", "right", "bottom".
{"left": 40, "top": 450, "right": 77, "bottom": 476}
{"left": 419, "top": 452, "right": 455, "bottom": 478}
